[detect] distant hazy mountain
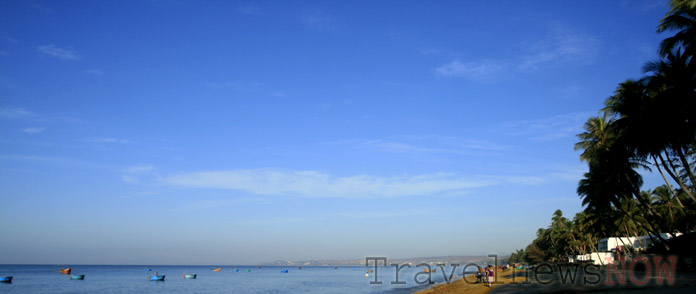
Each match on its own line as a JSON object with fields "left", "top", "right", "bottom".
{"left": 262, "top": 255, "right": 505, "bottom": 266}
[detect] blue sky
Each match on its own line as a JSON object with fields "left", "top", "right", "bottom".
{"left": 0, "top": 0, "right": 671, "bottom": 265}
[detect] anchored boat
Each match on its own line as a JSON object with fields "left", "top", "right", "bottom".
{"left": 70, "top": 274, "right": 85, "bottom": 280}
{"left": 59, "top": 268, "right": 71, "bottom": 275}
{"left": 183, "top": 274, "right": 197, "bottom": 279}
{"left": 150, "top": 275, "right": 165, "bottom": 281}
{"left": 0, "top": 276, "right": 12, "bottom": 283}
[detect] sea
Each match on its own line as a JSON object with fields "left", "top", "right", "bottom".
{"left": 0, "top": 264, "right": 474, "bottom": 293}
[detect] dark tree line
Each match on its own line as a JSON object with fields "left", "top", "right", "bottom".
{"left": 509, "top": 0, "right": 696, "bottom": 264}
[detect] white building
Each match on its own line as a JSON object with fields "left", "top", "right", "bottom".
{"left": 598, "top": 233, "right": 681, "bottom": 252}
{"left": 571, "top": 233, "right": 681, "bottom": 265}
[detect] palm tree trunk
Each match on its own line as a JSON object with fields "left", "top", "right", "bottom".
{"left": 615, "top": 203, "right": 669, "bottom": 250}
{"left": 590, "top": 237, "right": 605, "bottom": 266}
{"left": 631, "top": 224, "right": 646, "bottom": 250}
{"left": 617, "top": 234, "right": 629, "bottom": 248}
{"left": 653, "top": 155, "right": 685, "bottom": 208}
{"left": 569, "top": 233, "right": 581, "bottom": 257}
{"left": 676, "top": 147, "right": 696, "bottom": 191}
{"left": 659, "top": 153, "right": 696, "bottom": 203}
{"left": 629, "top": 192, "right": 669, "bottom": 244}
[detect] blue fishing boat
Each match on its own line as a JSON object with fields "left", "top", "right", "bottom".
{"left": 150, "top": 275, "right": 165, "bottom": 281}
{"left": 233, "top": 269, "right": 239, "bottom": 272}
{"left": 0, "top": 276, "right": 12, "bottom": 283}
{"left": 281, "top": 269, "right": 288, "bottom": 273}
{"left": 70, "top": 274, "right": 85, "bottom": 280}
{"left": 183, "top": 274, "right": 196, "bottom": 279}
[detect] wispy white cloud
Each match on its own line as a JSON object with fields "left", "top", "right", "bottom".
{"left": 122, "top": 175, "right": 139, "bottom": 184}
{"left": 121, "top": 164, "right": 155, "bottom": 184}
{"left": 501, "top": 112, "right": 592, "bottom": 141}
{"left": 435, "top": 60, "right": 507, "bottom": 81}
{"left": 516, "top": 28, "right": 597, "bottom": 72}
{"left": 125, "top": 164, "right": 154, "bottom": 174}
{"left": 37, "top": 44, "right": 77, "bottom": 60}
{"left": 548, "top": 167, "right": 586, "bottom": 182}
{"left": 87, "top": 137, "right": 133, "bottom": 144}
{"left": 172, "top": 197, "right": 273, "bottom": 211}
{"left": 0, "top": 154, "right": 61, "bottom": 162}
{"left": 435, "top": 26, "right": 597, "bottom": 81}
{"left": 271, "top": 90, "right": 286, "bottom": 97}
{"left": 2, "top": 32, "right": 19, "bottom": 44}
{"left": 22, "top": 127, "right": 45, "bottom": 134}
{"left": 163, "top": 169, "right": 502, "bottom": 199}
{"left": 230, "top": 209, "right": 435, "bottom": 226}
{"left": 1, "top": 107, "right": 82, "bottom": 123}
{"left": 339, "top": 135, "right": 507, "bottom": 157}
{"left": 1, "top": 107, "right": 33, "bottom": 119}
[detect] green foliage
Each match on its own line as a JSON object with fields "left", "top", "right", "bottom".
{"left": 573, "top": 0, "right": 696, "bottom": 252}
{"left": 515, "top": 1, "right": 696, "bottom": 264}
{"left": 507, "top": 249, "right": 527, "bottom": 264}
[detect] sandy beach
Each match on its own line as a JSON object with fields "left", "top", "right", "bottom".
{"left": 417, "top": 267, "right": 696, "bottom": 294}
{"left": 416, "top": 268, "right": 525, "bottom": 294}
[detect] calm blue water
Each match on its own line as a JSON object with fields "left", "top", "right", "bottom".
{"left": 0, "top": 265, "right": 471, "bottom": 293}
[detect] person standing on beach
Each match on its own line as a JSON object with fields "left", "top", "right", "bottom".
{"left": 476, "top": 266, "right": 485, "bottom": 283}
{"left": 487, "top": 265, "right": 494, "bottom": 287}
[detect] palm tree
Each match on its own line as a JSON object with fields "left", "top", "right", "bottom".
{"left": 604, "top": 68, "right": 696, "bottom": 206}
{"left": 574, "top": 113, "right": 615, "bottom": 163}
{"left": 643, "top": 51, "right": 696, "bottom": 200}
{"left": 575, "top": 114, "right": 670, "bottom": 247}
{"left": 651, "top": 186, "right": 680, "bottom": 225}
{"left": 659, "top": 0, "right": 696, "bottom": 57}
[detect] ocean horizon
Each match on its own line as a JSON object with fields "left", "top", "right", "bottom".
{"left": 0, "top": 264, "right": 473, "bottom": 293}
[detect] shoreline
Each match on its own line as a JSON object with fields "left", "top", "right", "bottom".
{"left": 416, "top": 267, "right": 696, "bottom": 294}
{"left": 416, "top": 269, "right": 523, "bottom": 294}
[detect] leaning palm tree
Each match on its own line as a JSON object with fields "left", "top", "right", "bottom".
{"left": 604, "top": 68, "right": 696, "bottom": 206}
{"left": 643, "top": 51, "right": 696, "bottom": 198}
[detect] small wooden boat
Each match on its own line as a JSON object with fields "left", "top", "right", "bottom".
{"left": 60, "top": 268, "right": 71, "bottom": 275}
{"left": 70, "top": 274, "right": 85, "bottom": 280}
{"left": 0, "top": 276, "right": 12, "bottom": 283}
{"left": 150, "top": 275, "right": 165, "bottom": 281}
{"left": 245, "top": 269, "right": 250, "bottom": 272}
{"left": 183, "top": 274, "right": 196, "bottom": 279}
{"left": 298, "top": 266, "right": 302, "bottom": 269}
{"left": 281, "top": 269, "right": 288, "bottom": 273}
{"left": 367, "top": 270, "right": 373, "bottom": 273}
{"left": 211, "top": 267, "right": 222, "bottom": 272}
{"left": 423, "top": 268, "right": 436, "bottom": 273}
{"left": 233, "top": 269, "right": 239, "bottom": 272}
